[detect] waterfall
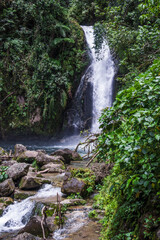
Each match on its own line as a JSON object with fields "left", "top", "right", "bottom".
{"left": 65, "top": 26, "right": 115, "bottom": 134}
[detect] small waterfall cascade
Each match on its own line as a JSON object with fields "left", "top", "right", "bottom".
{"left": 0, "top": 184, "right": 62, "bottom": 233}
{"left": 65, "top": 26, "right": 115, "bottom": 133}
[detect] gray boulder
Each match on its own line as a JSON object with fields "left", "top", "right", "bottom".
{"left": 7, "top": 163, "right": 29, "bottom": 181}
{"left": 51, "top": 148, "right": 82, "bottom": 164}
{"left": 0, "top": 197, "right": 13, "bottom": 216}
{"left": 19, "top": 176, "right": 42, "bottom": 190}
{"left": 41, "top": 163, "right": 65, "bottom": 173}
{"left": 0, "top": 179, "right": 15, "bottom": 197}
{"left": 36, "top": 152, "right": 64, "bottom": 166}
{"left": 17, "top": 150, "right": 38, "bottom": 163}
{"left": 61, "top": 176, "right": 86, "bottom": 196}
{"left": 90, "top": 162, "right": 114, "bottom": 183}
{"left": 19, "top": 216, "right": 49, "bottom": 238}
{"left": 14, "top": 144, "right": 27, "bottom": 157}
{"left": 14, "top": 232, "right": 42, "bottom": 240}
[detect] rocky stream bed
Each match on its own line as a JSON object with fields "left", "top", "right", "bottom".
{"left": 0, "top": 144, "right": 112, "bottom": 240}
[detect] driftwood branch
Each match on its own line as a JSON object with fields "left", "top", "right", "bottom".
{"left": 86, "top": 151, "right": 100, "bottom": 167}
{"left": 0, "top": 92, "right": 14, "bottom": 104}
{"left": 41, "top": 206, "right": 47, "bottom": 240}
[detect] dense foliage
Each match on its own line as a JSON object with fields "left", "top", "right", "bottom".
{"left": 95, "top": 59, "right": 160, "bottom": 239}
{"left": 0, "top": 0, "right": 86, "bottom": 138}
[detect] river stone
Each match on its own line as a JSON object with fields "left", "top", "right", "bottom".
{"left": 14, "top": 232, "right": 43, "bottom": 240}
{"left": 14, "top": 189, "right": 36, "bottom": 200}
{"left": 7, "top": 163, "right": 30, "bottom": 181}
{"left": 36, "top": 152, "right": 64, "bottom": 166}
{"left": 41, "top": 163, "right": 65, "bottom": 173}
{"left": 0, "top": 178, "right": 15, "bottom": 197}
{"left": 19, "top": 216, "right": 49, "bottom": 238}
{"left": 0, "top": 160, "right": 17, "bottom": 167}
{"left": 89, "top": 162, "right": 114, "bottom": 183}
{"left": 51, "top": 148, "right": 82, "bottom": 164}
{"left": 19, "top": 176, "right": 42, "bottom": 190}
{"left": 14, "top": 144, "right": 27, "bottom": 157}
{"left": 61, "top": 177, "right": 86, "bottom": 196}
{"left": 0, "top": 197, "right": 14, "bottom": 216}
{"left": 17, "top": 150, "right": 38, "bottom": 163}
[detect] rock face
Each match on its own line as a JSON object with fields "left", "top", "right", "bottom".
{"left": 20, "top": 216, "right": 49, "bottom": 238}
{"left": 62, "top": 174, "right": 86, "bottom": 196}
{"left": 0, "top": 179, "right": 15, "bottom": 197}
{"left": 90, "top": 162, "right": 114, "bottom": 183}
{"left": 41, "top": 163, "right": 65, "bottom": 173}
{"left": 15, "top": 232, "right": 43, "bottom": 240}
{"left": 14, "top": 144, "right": 27, "bottom": 157}
{"left": 36, "top": 152, "right": 64, "bottom": 166}
{"left": 7, "top": 163, "right": 29, "bottom": 181}
{"left": 19, "top": 176, "right": 42, "bottom": 190}
{"left": 51, "top": 148, "right": 82, "bottom": 164}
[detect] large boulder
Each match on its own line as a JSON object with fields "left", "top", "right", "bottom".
{"left": 14, "top": 144, "right": 27, "bottom": 157}
{"left": 41, "top": 163, "right": 65, "bottom": 173}
{"left": 1, "top": 160, "right": 17, "bottom": 167}
{"left": 51, "top": 148, "right": 82, "bottom": 164}
{"left": 15, "top": 232, "right": 43, "bottom": 240}
{"left": 19, "top": 176, "right": 43, "bottom": 190}
{"left": 61, "top": 172, "right": 86, "bottom": 196}
{"left": 7, "top": 163, "right": 29, "bottom": 181}
{"left": 19, "top": 216, "right": 49, "bottom": 238}
{"left": 0, "top": 179, "right": 15, "bottom": 197}
{"left": 17, "top": 150, "right": 38, "bottom": 163}
{"left": 90, "top": 162, "right": 114, "bottom": 183}
{"left": 36, "top": 152, "right": 64, "bottom": 166}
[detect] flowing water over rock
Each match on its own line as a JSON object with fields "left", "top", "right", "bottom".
{"left": 66, "top": 25, "right": 115, "bottom": 133}
{"left": 0, "top": 184, "right": 62, "bottom": 234}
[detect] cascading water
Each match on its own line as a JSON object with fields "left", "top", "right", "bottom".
{"left": 66, "top": 26, "right": 115, "bottom": 133}
{"left": 0, "top": 184, "right": 62, "bottom": 234}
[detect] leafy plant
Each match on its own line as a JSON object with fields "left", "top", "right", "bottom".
{"left": 0, "top": 166, "right": 9, "bottom": 183}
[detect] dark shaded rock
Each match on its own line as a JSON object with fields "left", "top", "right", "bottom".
{"left": 19, "top": 216, "right": 49, "bottom": 238}
{"left": 90, "top": 162, "right": 114, "bottom": 183}
{"left": 36, "top": 152, "right": 63, "bottom": 166}
{"left": 7, "top": 163, "right": 29, "bottom": 181}
{"left": 0, "top": 179, "right": 15, "bottom": 197}
{"left": 14, "top": 232, "right": 42, "bottom": 240}
{"left": 14, "top": 189, "right": 36, "bottom": 200}
{"left": 61, "top": 177, "right": 86, "bottom": 196}
{"left": 19, "top": 176, "right": 42, "bottom": 190}
{"left": 51, "top": 148, "right": 82, "bottom": 164}
{"left": 14, "top": 144, "right": 27, "bottom": 157}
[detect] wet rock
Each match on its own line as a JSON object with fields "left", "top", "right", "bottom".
{"left": 1, "top": 160, "right": 17, "bottom": 167}
{"left": 0, "top": 197, "right": 13, "bottom": 216}
{"left": 51, "top": 148, "right": 82, "bottom": 164}
{"left": 7, "top": 163, "right": 30, "bottom": 181}
{"left": 14, "top": 144, "right": 27, "bottom": 157}
{"left": 20, "top": 216, "right": 49, "bottom": 238}
{"left": 61, "top": 177, "right": 86, "bottom": 196}
{"left": 17, "top": 151, "right": 38, "bottom": 163}
{"left": 14, "top": 189, "right": 36, "bottom": 200}
{"left": 46, "top": 217, "right": 57, "bottom": 232}
{"left": 14, "top": 232, "right": 43, "bottom": 240}
{"left": 60, "top": 199, "right": 86, "bottom": 206}
{"left": 19, "top": 176, "right": 43, "bottom": 190}
{"left": 90, "top": 162, "right": 114, "bottom": 183}
{"left": 36, "top": 152, "right": 64, "bottom": 166}
{"left": 41, "top": 163, "right": 65, "bottom": 173}
{"left": 0, "top": 178, "right": 15, "bottom": 197}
